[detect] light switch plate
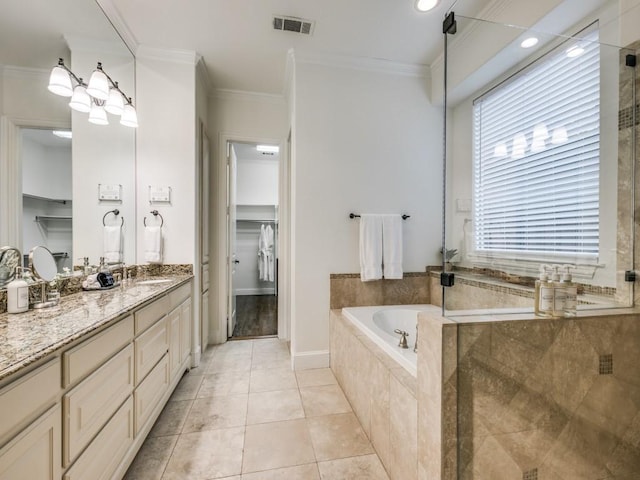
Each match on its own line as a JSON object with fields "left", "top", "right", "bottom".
{"left": 149, "top": 185, "right": 171, "bottom": 203}
{"left": 98, "top": 184, "right": 122, "bottom": 201}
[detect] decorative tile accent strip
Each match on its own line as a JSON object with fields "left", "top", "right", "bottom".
{"left": 329, "top": 272, "right": 429, "bottom": 279}
{"left": 523, "top": 468, "right": 538, "bottom": 480}
{"left": 619, "top": 103, "right": 640, "bottom": 130}
{"left": 599, "top": 354, "right": 613, "bottom": 375}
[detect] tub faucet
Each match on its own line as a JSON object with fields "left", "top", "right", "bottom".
{"left": 414, "top": 324, "right": 418, "bottom": 353}
{"left": 394, "top": 329, "right": 410, "bottom": 349}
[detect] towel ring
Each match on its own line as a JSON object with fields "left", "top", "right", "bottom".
{"left": 144, "top": 210, "right": 164, "bottom": 227}
{"left": 103, "top": 209, "right": 124, "bottom": 226}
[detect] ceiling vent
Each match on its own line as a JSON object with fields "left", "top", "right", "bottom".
{"left": 273, "top": 15, "right": 315, "bottom": 35}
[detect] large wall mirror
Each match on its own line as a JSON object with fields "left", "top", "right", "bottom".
{"left": 0, "top": 0, "right": 136, "bottom": 276}
{"left": 442, "top": 0, "right": 638, "bottom": 313}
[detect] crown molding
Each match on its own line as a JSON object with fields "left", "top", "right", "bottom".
{"left": 294, "top": 51, "right": 428, "bottom": 78}
{"left": 212, "top": 89, "right": 286, "bottom": 105}
{"left": 136, "top": 45, "right": 201, "bottom": 65}
{"left": 95, "top": 0, "right": 139, "bottom": 56}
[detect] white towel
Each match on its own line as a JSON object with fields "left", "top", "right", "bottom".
{"left": 144, "top": 226, "right": 163, "bottom": 264}
{"left": 359, "top": 214, "right": 383, "bottom": 281}
{"left": 265, "top": 224, "right": 274, "bottom": 282}
{"left": 258, "top": 225, "right": 266, "bottom": 281}
{"left": 382, "top": 214, "right": 403, "bottom": 279}
{"left": 103, "top": 226, "right": 122, "bottom": 263}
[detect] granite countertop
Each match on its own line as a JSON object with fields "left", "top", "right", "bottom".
{"left": 0, "top": 275, "right": 193, "bottom": 382}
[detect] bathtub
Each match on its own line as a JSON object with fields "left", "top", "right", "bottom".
{"left": 341, "top": 304, "right": 440, "bottom": 378}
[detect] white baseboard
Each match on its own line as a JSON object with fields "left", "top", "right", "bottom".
{"left": 292, "top": 350, "right": 330, "bottom": 370}
{"left": 236, "top": 288, "right": 275, "bottom": 296}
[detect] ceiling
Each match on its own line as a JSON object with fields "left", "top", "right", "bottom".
{"left": 107, "top": 0, "right": 494, "bottom": 94}
{"left": 22, "top": 128, "right": 72, "bottom": 149}
{"left": 233, "top": 142, "right": 280, "bottom": 163}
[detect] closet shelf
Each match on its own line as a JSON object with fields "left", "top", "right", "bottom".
{"left": 24, "top": 193, "right": 71, "bottom": 205}
{"left": 35, "top": 215, "right": 72, "bottom": 222}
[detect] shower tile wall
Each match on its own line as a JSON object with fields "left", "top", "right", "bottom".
{"left": 418, "top": 312, "right": 640, "bottom": 480}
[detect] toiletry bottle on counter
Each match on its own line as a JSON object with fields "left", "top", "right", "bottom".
{"left": 7, "top": 267, "right": 29, "bottom": 313}
{"left": 562, "top": 265, "right": 577, "bottom": 317}
{"left": 535, "top": 265, "right": 553, "bottom": 317}
{"left": 551, "top": 265, "right": 566, "bottom": 318}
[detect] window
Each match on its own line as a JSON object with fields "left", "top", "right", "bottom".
{"left": 473, "top": 29, "right": 600, "bottom": 259}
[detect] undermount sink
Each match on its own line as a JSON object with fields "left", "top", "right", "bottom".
{"left": 136, "top": 279, "right": 173, "bottom": 285}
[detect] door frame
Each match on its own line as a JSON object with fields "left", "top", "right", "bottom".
{"left": 215, "top": 133, "right": 290, "bottom": 343}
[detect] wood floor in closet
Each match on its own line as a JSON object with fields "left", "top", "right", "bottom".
{"left": 232, "top": 295, "right": 278, "bottom": 338}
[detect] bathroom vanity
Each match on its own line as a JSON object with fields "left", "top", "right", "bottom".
{"left": 0, "top": 275, "right": 193, "bottom": 479}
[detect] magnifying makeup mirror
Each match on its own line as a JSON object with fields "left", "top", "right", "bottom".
{"left": 29, "top": 246, "right": 60, "bottom": 308}
{"left": 0, "top": 246, "right": 22, "bottom": 288}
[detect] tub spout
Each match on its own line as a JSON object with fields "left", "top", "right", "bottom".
{"left": 394, "top": 329, "right": 410, "bottom": 349}
{"left": 414, "top": 324, "right": 418, "bottom": 353}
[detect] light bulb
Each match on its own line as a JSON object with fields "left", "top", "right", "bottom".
{"left": 415, "top": 0, "right": 438, "bottom": 12}
{"left": 120, "top": 104, "right": 138, "bottom": 128}
{"left": 86, "top": 66, "right": 110, "bottom": 101}
{"left": 104, "top": 88, "right": 125, "bottom": 115}
{"left": 68, "top": 85, "right": 92, "bottom": 113}
{"left": 47, "top": 66, "right": 73, "bottom": 97}
{"left": 88, "top": 104, "right": 109, "bottom": 125}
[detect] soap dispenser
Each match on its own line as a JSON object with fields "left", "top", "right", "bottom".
{"left": 7, "top": 267, "right": 29, "bottom": 314}
{"left": 551, "top": 265, "right": 566, "bottom": 318}
{"left": 535, "top": 265, "right": 552, "bottom": 317}
{"left": 562, "top": 265, "right": 577, "bottom": 317}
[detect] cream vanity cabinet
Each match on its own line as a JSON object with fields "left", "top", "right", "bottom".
{"left": 0, "top": 279, "right": 193, "bottom": 480}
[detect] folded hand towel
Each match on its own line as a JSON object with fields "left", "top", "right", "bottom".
{"left": 103, "top": 226, "right": 122, "bottom": 263}
{"left": 359, "top": 214, "right": 383, "bottom": 281}
{"left": 144, "top": 226, "right": 163, "bottom": 264}
{"left": 382, "top": 214, "right": 403, "bottom": 279}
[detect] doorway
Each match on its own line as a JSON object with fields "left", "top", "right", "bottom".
{"left": 228, "top": 141, "right": 280, "bottom": 339}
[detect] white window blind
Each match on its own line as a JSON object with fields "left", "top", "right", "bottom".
{"left": 473, "top": 30, "right": 600, "bottom": 258}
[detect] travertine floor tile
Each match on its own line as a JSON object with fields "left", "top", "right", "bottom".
{"left": 247, "top": 389, "right": 305, "bottom": 424}
{"left": 307, "top": 413, "right": 374, "bottom": 461}
{"left": 208, "top": 353, "right": 253, "bottom": 374}
{"left": 149, "top": 400, "right": 192, "bottom": 438}
{"left": 300, "top": 384, "right": 352, "bottom": 417}
{"left": 296, "top": 368, "right": 338, "bottom": 388}
{"left": 241, "top": 463, "right": 320, "bottom": 479}
{"left": 250, "top": 367, "right": 298, "bottom": 392}
{"left": 183, "top": 394, "right": 248, "bottom": 432}
{"left": 124, "top": 435, "right": 177, "bottom": 480}
{"left": 198, "top": 371, "right": 251, "bottom": 398}
{"left": 162, "top": 427, "right": 244, "bottom": 480}
{"left": 242, "top": 419, "right": 316, "bottom": 473}
{"left": 318, "top": 454, "right": 390, "bottom": 480}
{"left": 169, "top": 374, "right": 203, "bottom": 402}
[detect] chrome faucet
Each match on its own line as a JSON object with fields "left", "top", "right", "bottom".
{"left": 414, "top": 324, "right": 418, "bottom": 353}
{"left": 394, "top": 329, "right": 409, "bottom": 349}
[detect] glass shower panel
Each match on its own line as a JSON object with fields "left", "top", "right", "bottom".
{"left": 442, "top": 11, "right": 636, "bottom": 317}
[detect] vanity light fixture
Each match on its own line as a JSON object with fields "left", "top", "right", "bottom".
{"left": 520, "top": 37, "right": 539, "bottom": 49}
{"left": 47, "top": 58, "right": 138, "bottom": 128}
{"left": 256, "top": 145, "right": 279, "bottom": 153}
{"left": 415, "top": 0, "right": 439, "bottom": 12}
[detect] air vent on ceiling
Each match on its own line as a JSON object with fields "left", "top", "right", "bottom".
{"left": 273, "top": 15, "right": 315, "bottom": 35}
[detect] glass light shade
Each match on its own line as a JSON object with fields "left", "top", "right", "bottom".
{"left": 493, "top": 143, "right": 508, "bottom": 158}
{"left": 86, "top": 69, "right": 110, "bottom": 100}
{"left": 68, "top": 85, "right": 92, "bottom": 113}
{"left": 104, "top": 89, "right": 125, "bottom": 115}
{"left": 551, "top": 126, "right": 568, "bottom": 144}
{"left": 415, "top": 0, "right": 438, "bottom": 11}
{"left": 511, "top": 133, "right": 528, "bottom": 159}
{"left": 47, "top": 66, "right": 73, "bottom": 97}
{"left": 120, "top": 104, "right": 138, "bottom": 128}
{"left": 88, "top": 104, "right": 109, "bottom": 125}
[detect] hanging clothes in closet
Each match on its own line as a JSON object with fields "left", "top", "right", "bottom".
{"left": 258, "top": 223, "right": 274, "bottom": 282}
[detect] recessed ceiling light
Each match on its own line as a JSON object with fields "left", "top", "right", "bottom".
{"left": 520, "top": 37, "right": 539, "bottom": 49}
{"left": 52, "top": 130, "right": 72, "bottom": 139}
{"left": 415, "top": 0, "right": 439, "bottom": 12}
{"left": 256, "top": 145, "right": 279, "bottom": 153}
{"left": 566, "top": 45, "right": 585, "bottom": 58}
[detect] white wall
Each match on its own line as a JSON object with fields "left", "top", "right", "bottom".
{"left": 236, "top": 157, "right": 279, "bottom": 206}
{"left": 135, "top": 48, "right": 197, "bottom": 265}
{"left": 208, "top": 90, "right": 288, "bottom": 344}
{"left": 292, "top": 60, "right": 442, "bottom": 359}
{"left": 22, "top": 138, "right": 72, "bottom": 200}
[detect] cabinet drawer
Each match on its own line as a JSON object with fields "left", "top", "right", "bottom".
{"left": 63, "top": 344, "right": 134, "bottom": 466}
{"left": 170, "top": 283, "right": 191, "bottom": 310}
{"left": 0, "top": 359, "right": 60, "bottom": 444}
{"left": 134, "top": 354, "right": 169, "bottom": 434}
{"left": 134, "top": 295, "right": 169, "bottom": 334}
{"left": 0, "top": 405, "right": 61, "bottom": 480}
{"left": 135, "top": 317, "right": 168, "bottom": 385}
{"left": 63, "top": 397, "right": 134, "bottom": 480}
{"left": 63, "top": 315, "right": 133, "bottom": 387}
